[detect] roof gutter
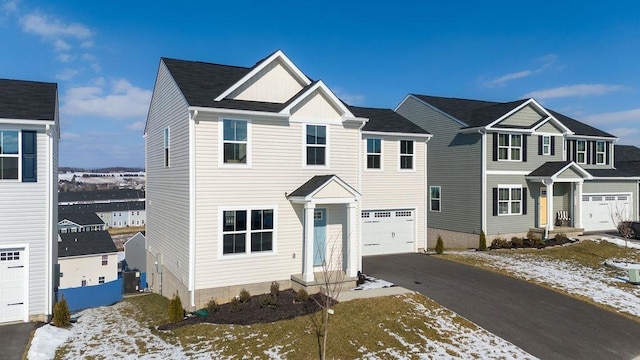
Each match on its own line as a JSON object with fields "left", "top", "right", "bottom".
{"left": 188, "top": 106, "right": 289, "bottom": 119}
{"left": 362, "top": 130, "right": 432, "bottom": 139}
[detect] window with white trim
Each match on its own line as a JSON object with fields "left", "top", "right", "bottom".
{"left": 576, "top": 140, "right": 586, "bottom": 164}
{"left": 102, "top": 255, "right": 108, "bottom": 266}
{"left": 430, "top": 186, "right": 441, "bottom": 212}
{"left": 399, "top": 140, "right": 414, "bottom": 169}
{"left": 163, "top": 127, "right": 169, "bottom": 167}
{"left": 0, "top": 130, "right": 19, "bottom": 179}
{"left": 222, "top": 208, "right": 275, "bottom": 255}
{"left": 223, "top": 119, "right": 248, "bottom": 164}
{"left": 596, "top": 141, "right": 606, "bottom": 164}
{"left": 306, "top": 125, "right": 326, "bottom": 166}
{"left": 542, "top": 135, "right": 551, "bottom": 155}
{"left": 498, "top": 134, "right": 522, "bottom": 161}
{"left": 498, "top": 186, "right": 522, "bottom": 215}
{"left": 366, "top": 138, "right": 381, "bottom": 169}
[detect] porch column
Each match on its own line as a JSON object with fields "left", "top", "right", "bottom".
{"left": 547, "top": 182, "right": 554, "bottom": 231}
{"left": 576, "top": 182, "right": 583, "bottom": 229}
{"left": 346, "top": 201, "right": 358, "bottom": 278}
{"left": 303, "top": 202, "right": 316, "bottom": 283}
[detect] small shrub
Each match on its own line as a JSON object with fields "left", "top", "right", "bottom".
{"left": 295, "top": 288, "right": 309, "bottom": 303}
{"left": 555, "top": 233, "right": 568, "bottom": 242}
{"left": 52, "top": 295, "right": 71, "bottom": 328}
{"left": 526, "top": 231, "right": 543, "bottom": 247}
{"left": 511, "top": 236, "right": 523, "bottom": 248}
{"left": 435, "top": 235, "right": 444, "bottom": 254}
{"left": 270, "top": 281, "right": 280, "bottom": 297}
{"left": 168, "top": 292, "right": 184, "bottom": 323}
{"left": 205, "top": 298, "right": 218, "bottom": 314}
{"left": 491, "top": 236, "right": 508, "bottom": 249}
{"left": 239, "top": 288, "right": 251, "bottom": 303}
{"left": 259, "top": 294, "right": 277, "bottom": 308}
{"left": 230, "top": 297, "right": 241, "bottom": 313}
{"left": 478, "top": 231, "right": 487, "bottom": 251}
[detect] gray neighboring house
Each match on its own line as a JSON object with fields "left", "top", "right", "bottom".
{"left": 58, "top": 212, "right": 106, "bottom": 233}
{"left": 397, "top": 94, "right": 640, "bottom": 248}
{"left": 58, "top": 190, "right": 146, "bottom": 228}
{"left": 123, "top": 232, "right": 146, "bottom": 271}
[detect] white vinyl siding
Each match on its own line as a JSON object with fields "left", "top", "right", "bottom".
{"left": 228, "top": 60, "right": 305, "bottom": 103}
{"left": 58, "top": 254, "right": 118, "bottom": 289}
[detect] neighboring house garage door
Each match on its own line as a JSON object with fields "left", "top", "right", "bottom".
{"left": 362, "top": 209, "right": 414, "bottom": 256}
{"left": 0, "top": 248, "right": 25, "bottom": 323}
{"left": 582, "top": 194, "right": 632, "bottom": 232}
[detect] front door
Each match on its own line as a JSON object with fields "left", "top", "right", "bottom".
{"left": 313, "top": 209, "right": 326, "bottom": 266}
{"left": 539, "top": 188, "right": 547, "bottom": 226}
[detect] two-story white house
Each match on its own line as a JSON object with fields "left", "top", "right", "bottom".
{"left": 0, "top": 79, "right": 59, "bottom": 324}
{"left": 144, "top": 51, "right": 430, "bottom": 310}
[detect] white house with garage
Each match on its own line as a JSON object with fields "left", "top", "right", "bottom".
{"left": 0, "top": 78, "right": 59, "bottom": 324}
{"left": 144, "top": 50, "right": 430, "bottom": 310}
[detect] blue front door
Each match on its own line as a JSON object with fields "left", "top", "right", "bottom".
{"left": 313, "top": 209, "right": 327, "bottom": 266}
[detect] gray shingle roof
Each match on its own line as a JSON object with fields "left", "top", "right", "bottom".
{"left": 588, "top": 168, "right": 638, "bottom": 178}
{"left": 412, "top": 94, "right": 615, "bottom": 138}
{"left": 527, "top": 161, "right": 573, "bottom": 177}
{"left": 350, "top": 106, "right": 430, "bottom": 135}
{"left": 58, "top": 231, "right": 118, "bottom": 257}
{"left": 58, "top": 201, "right": 145, "bottom": 214}
{"left": 59, "top": 212, "right": 105, "bottom": 226}
{"left": 59, "top": 189, "right": 145, "bottom": 203}
{"left": 288, "top": 175, "right": 336, "bottom": 197}
{"left": 0, "top": 79, "right": 57, "bottom": 121}
{"left": 615, "top": 145, "right": 640, "bottom": 162}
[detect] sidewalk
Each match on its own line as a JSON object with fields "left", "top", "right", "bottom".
{"left": 337, "top": 286, "right": 414, "bottom": 302}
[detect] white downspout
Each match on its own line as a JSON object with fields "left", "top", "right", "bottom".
{"left": 357, "top": 121, "right": 366, "bottom": 273}
{"left": 424, "top": 136, "right": 432, "bottom": 251}
{"left": 480, "top": 130, "right": 487, "bottom": 234}
{"left": 188, "top": 110, "right": 198, "bottom": 309}
{"left": 45, "top": 124, "right": 53, "bottom": 319}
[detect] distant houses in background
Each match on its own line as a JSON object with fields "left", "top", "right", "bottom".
{"left": 58, "top": 189, "right": 146, "bottom": 228}
{"left": 58, "top": 170, "right": 145, "bottom": 191}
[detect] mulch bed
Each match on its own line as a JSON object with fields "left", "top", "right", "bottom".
{"left": 158, "top": 289, "right": 336, "bottom": 330}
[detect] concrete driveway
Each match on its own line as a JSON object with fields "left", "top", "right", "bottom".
{"left": 364, "top": 253, "right": 640, "bottom": 360}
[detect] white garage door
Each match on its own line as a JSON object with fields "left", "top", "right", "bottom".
{"left": 582, "top": 194, "right": 632, "bottom": 232}
{"left": 0, "top": 248, "right": 25, "bottom": 323}
{"left": 362, "top": 209, "right": 414, "bottom": 256}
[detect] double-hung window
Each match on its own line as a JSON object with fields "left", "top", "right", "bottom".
{"left": 498, "top": 134, "right": 522, "bottom": 161}
{"left": 222, "top": 208, "right": 275, "bottom": 255}
{"left": 430, "top": 186, "right": 441, "bottom": 212}
{"left": 366, "top": 138, "right": 381, "bottom": 169}
{"left": 306, "top": 125, "right": 326, "bottom": 166}
{"left": 163, "top": 128, "right": 169, "bottom": 167}
{"left": 596, "top": 141, "right": 606, "bottom": 164}
{"left": 498, "top": 186, "right": 522, "bottom": 215}
{"left": 0, "top": 130, "right": 19, "bottom": 179}
{"left": 399, "top": 140, "right": 414, "bottom": 170}
{"left": 576, "top": 140, "right": 586, "bottom": 164}
{"left": 542, "top": 135, "right": 551, "bottom": 155}
{"left": 223, "top": 119, "right": 248, "bottom": 164}
{"left": 102, "top": 255, "right": 108, "bottom": 266}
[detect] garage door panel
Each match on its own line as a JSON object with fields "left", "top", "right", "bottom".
{"left": 362, "top": 209, "right": 414, "bottom": 256}
{"left": 0, "top": 249, "right": 25, "bottom": 323}
{"left": 582, "top": 194, "right": 633, "bottom": 232}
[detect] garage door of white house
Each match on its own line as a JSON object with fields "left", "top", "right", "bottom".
{"left": 0, "top": 248, "right": 26, "bottom": 323}
{"left": 582, "top": 194, "right": 633, "bottom": 232}
{"left": 362, "top": 209, "right": 414, "bottom": 256}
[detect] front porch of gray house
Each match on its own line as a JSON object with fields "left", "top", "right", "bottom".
{"left": 286, "top": 175, "right": 361, "bottom": 293}
{"left": 526, "top": 161, "right": 593, "bottom": 238}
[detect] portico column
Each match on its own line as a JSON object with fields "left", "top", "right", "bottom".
{"left": 346, "top": 202, "right": 357, "bottom": 278}
{"left": 576, "top": 182, "right": 583, "bottom": 229}
{"left": 303, "top": 202, "right": 316, "bottom": 283}
{"left": 547, "top": 182, "right": 554, "bottom": 232}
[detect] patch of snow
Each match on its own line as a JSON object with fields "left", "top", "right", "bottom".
{"left": 352, "top": 275, "right": 395, "bottom": 290}
{"left": 27, "top": 324, "right": 71, "bottom": 360}
{"left": 601, "top": 237, "right": 640, "bottom": 250}
{"left": 604, "top": 259, "right": 640, "bottom": 270}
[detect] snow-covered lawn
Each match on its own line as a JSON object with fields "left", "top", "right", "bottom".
{"left": 28, "top": 294, "right": 536, "bottom": 359}
{"left": 451, "top": 238, "right": 640, "bottom": 318}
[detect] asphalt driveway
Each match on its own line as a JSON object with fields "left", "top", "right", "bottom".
{"left": 0, "top": 322, "right": 39, "bottom": 360}
{"left": 364, "top": 253, "right": 640, "bottom": 360}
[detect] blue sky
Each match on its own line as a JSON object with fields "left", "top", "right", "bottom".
{"left": 2, "top": 1, "right": 640, "bottom": 168}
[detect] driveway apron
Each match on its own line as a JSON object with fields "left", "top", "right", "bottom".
{"left": 364, "top": 253, "right": 640, "bottom": 360}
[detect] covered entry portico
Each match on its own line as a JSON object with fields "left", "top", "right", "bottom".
{"left": 287, "top": 175, "right": 360, "bottom": 285}
{"left": 527, "top": 161, "right": 593, "bottom": 233}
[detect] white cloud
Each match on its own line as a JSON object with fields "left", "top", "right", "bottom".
{"left": 56, "top": 53, "right": 75, "bottom": 62}
{"left": 127, "top": 121, "right": 145, "bottom": 131}
{"left": 3, "top": 0, "right": 18, "bottom": 14}
{"left": 582, "top": 108, "right": 640, "bottom": 125}
{"left": 484, "top": 54, "right": 556, "bottom": 87}
{"left": 55, "top": 68, "right": 79, "bottom": 81}
{"left": 54, "top": 38, "right": 70, "bottom": 51}
{"left": 61, "top": 132, "right": 80, "bottom": 140}
{"left": 523, "top": 84, "right": 623, "bottom": 99}
{"left": 607, "top": 127, "right": 640, "bottom": 148}
{"left": 332, "top": 87, "right": 365, "bottom": 105}
{"left": 61, "top": 79, "right": 152, "bottom": 119}
{"left": 21, "top": 12, "right": 91, "bottom": 40}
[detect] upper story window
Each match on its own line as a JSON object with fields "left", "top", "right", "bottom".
{"left": 542, "top": 135, "right": 551, "bottom": 155}
{"left": 576, "top": 140, "right": 586, "bottom": 164}
{"left": 596, "top": 141, "right": 606, "bottom": 164}
{"left": 399, "top": 140, "right": 414, "bottom": 170}
{"left": 498, "top": 134, "right": 522, "bottom": 161}
{"left": 101, "top": 255, "right": 108, "bottom": 266}
{"left": 163, "top": 127, "right": 170, "bottom": 167}
{"left": 306, "top": 125, "right": 326, "bottom": 166}
{"left": 0, "top": 130, "right": 19, "bottom": 180}
{"left": 366, "top": 138, "right": 381, "bottom": 169}
{"left": 430, "top": 186, "right": 441, "bottom": 212}
{"left": 223, "top": 119, "right": 248, "bottom": 164}
{"left": 497, "top": 185, "right": 522, "bottom": 215}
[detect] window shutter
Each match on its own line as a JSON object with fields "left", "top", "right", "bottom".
{"left": 538, "top": 135, "right": 543, "bottom": 155}
{"left": 492, "top": 188, "right": 498, "bottom": 216}
{"left": 492, "top": 133, "right": 498, "bottom": 161}
{"left": 522, "top": 135, "right": 527, "bottom": 162}
{"left": 591, "top": 141, "right": 597, "bottom": 165}
{"left": 22, "top": 130, "right": 37, "bottom": 182}
{"left": 606, "top": 142, "right": 610, "bottom": 165}
{"left": 572, "top": 140, "right": 577, "bottom": 162}
{"left": 522, "top": 188, "right": 527, "bottom": 215}
{"left": 551, "top": 137, "right": 555, "bottom": 156}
